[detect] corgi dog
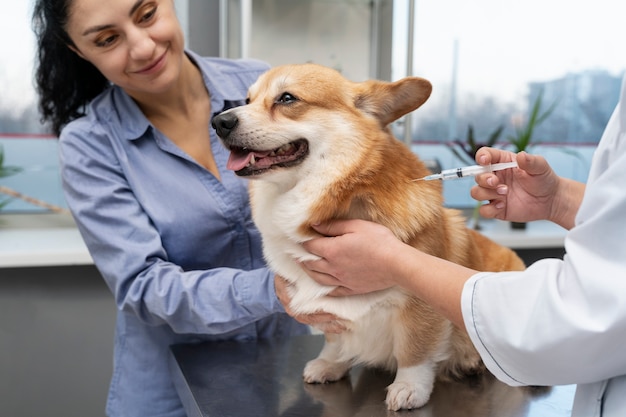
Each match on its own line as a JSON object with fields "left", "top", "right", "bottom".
{"left": 212, "top": 64, "right": 525, "bottom": 410}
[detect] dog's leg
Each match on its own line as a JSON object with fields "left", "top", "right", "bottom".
{"left": 303, "top": 334, "right": 351, "bottom": 383}
{"left": 386, "top": 361, "right": 437, "bottom": 410}
{"left": 385, "top": 300, "right": 448, "bottom": 410}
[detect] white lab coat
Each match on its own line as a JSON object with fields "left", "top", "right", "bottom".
{"left": 462, "top": 75, "right": 626, "bottom": 417}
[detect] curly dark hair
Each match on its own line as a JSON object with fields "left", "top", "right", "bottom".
{"left": 32, "top": 0, "right": 110, "bottom": 136}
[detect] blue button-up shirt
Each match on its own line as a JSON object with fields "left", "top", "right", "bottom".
{"left": 59, "top": 52, "right": 308, "bottom": 417}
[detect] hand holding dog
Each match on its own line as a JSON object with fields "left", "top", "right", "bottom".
{"left": 274, "top": 274, "right": 347, "bottom": 333}
{"left": 300, "top": 219, "right": 475, "bottom": 328}
{"left": 300, "top": 220, "right": 412, "bottom": 296}
{"left": 472, "top": 148, "right": 584, "bottom": 230}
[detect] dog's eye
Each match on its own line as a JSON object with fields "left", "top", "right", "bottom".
{"left": 245, "top": 97, "right": 250, "bottom": 105}
{"left": 276, "top": 92, "right": 298, "bottom": 104}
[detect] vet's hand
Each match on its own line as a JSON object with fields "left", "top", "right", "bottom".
{"left": 471, "top": 148, "right": 562, "bottom": 224}
{"left": 274, "top": 275, "right": 347, "bottom": 333}
{"left": 300, "top": 219, "right": 401, "bottom": 296}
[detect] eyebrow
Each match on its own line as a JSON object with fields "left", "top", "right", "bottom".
{"left": 81, "top": 0, "right": 146, "bottom": 36}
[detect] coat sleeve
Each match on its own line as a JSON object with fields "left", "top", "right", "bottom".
{"left": 462, "top": 146, "right": 626, "bottom": 387}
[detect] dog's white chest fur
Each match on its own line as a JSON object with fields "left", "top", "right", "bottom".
{"left": 251, "top": 180, "right": 407, "bottom": 322}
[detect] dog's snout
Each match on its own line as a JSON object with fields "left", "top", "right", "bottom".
{"left": 211, "top": 112, "right": 239, "bottom": 138}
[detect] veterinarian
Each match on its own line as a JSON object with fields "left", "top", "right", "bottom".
{"left": 289, "top": 74, "right": 626, "bottom": 416}
{"left": 32, "top": 1, "right": 310, "bottom": 416}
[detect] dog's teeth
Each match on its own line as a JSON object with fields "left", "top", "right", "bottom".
{"left": 250, "top": 154, "right": 256, "bottom": 166}
{"left": 276, "top": 144, "right": 293, "bottom": 156}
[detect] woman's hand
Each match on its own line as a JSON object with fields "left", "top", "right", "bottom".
{"left": 300, "top": 219, "right": 405, "bottom": 296}
{"left": 274, "top": 274, "right": 347, "bottom": 333}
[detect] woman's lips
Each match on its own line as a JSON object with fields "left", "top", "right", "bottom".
{"left": 134, "top": 51, "right": 167, "bottom": 75}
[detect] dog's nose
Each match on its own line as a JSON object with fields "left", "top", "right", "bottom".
{"left": 211, "top": 112, "right": 239, "bottom": 138}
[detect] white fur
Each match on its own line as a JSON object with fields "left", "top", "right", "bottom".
{"left": 387, "top": 364, "right": 437, "bottom": 410}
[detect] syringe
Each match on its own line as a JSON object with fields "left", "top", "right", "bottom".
{"left": 416, "top": 160, "right": 519, "bottom": 181}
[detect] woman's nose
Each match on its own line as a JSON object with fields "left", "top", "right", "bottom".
{"left": 127, "top": 27, "right": 156, "bottom": 61}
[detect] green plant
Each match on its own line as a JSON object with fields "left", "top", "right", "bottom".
{"left": 450, "top": 124, "right": 504, "bottom": 164}
{"left": 448, "top": 124, "right": 504, "bottom": 230}
{"left": 0, "top": 144, "right": 22, "bottom": 210}
{"left": 507, "top": 89, "right": 557, "bottom": 152}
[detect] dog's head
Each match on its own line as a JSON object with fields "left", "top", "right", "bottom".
{"left": 212, "top": 64, "right": 431, "bottom": 181}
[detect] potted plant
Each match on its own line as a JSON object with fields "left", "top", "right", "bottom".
{"left": 507, "top": 88, "right": 557, "bottom": 153}
{"left": 507, "top": 89, "right": 557, "bottom": 229}
{"left": 449, "top": 124, "right": 504, "bottom": 230}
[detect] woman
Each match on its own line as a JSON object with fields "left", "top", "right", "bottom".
{"left": 289, "top": 77, "right": 626, "bottom": 415}
{"left": 32, "top": 1, "right": 309, "bottom": 416}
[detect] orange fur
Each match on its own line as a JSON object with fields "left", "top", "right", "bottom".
{"left": 212, "top": 63, "right": 525, "bottom": 410}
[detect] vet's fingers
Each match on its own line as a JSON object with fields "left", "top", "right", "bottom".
{"left": 470, "top": 184, "right": 509, "bottom": 219}
{"left": 301, "top": 237, "right": 327, "bottom": 259}
{"left": 470, "top": 182, "right": 508, "bottom": 201}
{"left": 515, "top": 151, "right": 551, "bottom": 177}
{"left": 475, "top": 147, "right": 515, "bottom": 166}
{"left": 309, "top": 218, "right": 363, "bottom": 237}
{"left": 299, "top": 259, "right": 341, "bottom": 286}
{"left": 474, "top": 172, "right": 500, "bottom": 189}
{"left": 328, "top": 286, "right": 358, "bottom": 297}
{"left": 478, "top": 200, "right": 507, "bottom": 220}
{"left": 476, "top": 150, "right": 547, "bottom": 178}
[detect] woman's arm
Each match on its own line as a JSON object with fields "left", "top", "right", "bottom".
{"left": 60, "top": 122, "right": 284, "bottom": 336}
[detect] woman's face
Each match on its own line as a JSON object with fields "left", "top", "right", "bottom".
{"left": 65, "top": 0, "right": 185, "bottom": 97}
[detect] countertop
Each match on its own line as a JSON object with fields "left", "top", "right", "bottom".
{"left": 169, "top": 334, "right": 575, "bottom": 417}
{"left": 0, "top": 213, "right": 564, "bottom": 269}
{"left": 0, "top": 213, "right": 93, "bottom": 268}
{"left": 473, "top": 218, "right": 566, "bottom": 249}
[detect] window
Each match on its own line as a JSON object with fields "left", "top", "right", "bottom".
{"left": 390, "top": 0, "right": 624, "bottom": 205}
{"left": 1, "top": 3, "right": 42, "bottom": 133}
{"left": 1, "top": 3, "right": 59, "bottom": 213}
{"left": 392, "top": 0, "right": 624, "bottom": 145}
{"left": 1, "top": 1, "right": 623, "bottom": 212}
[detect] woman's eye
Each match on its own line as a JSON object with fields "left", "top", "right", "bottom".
{"left": 95, "top": 34, "right": 118, "bottom": 48}
{"left": 139, "top": 5, "right": 157, "bottom": 24}
{"left": 277, "top": 92, "right": 297, "bottom": 104}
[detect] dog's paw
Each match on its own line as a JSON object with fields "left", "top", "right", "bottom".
{"left": 303, "top": 358, "right": 350, "bottom": 384}
{"left": 385, "top": 381, "right": 432, "bottom": 411}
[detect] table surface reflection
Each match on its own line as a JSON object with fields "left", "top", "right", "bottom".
{"left": 169, "top": 334, "right": 575, "bottom": 417}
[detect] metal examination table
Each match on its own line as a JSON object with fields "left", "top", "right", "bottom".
{"left": 169, "top": 334, "right": 575, "bottom": 417}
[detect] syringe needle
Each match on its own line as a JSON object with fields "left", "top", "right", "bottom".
{"left": 414, "top": 160, "right": 518, "bottom": 181}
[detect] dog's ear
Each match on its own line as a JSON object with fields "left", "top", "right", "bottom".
{"left": 354, "top": 77, "right": 432, "bottom": 126}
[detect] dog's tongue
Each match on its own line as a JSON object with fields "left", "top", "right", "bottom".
{"left": 227, "top": 149, "right": 271, "bottom": 171}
